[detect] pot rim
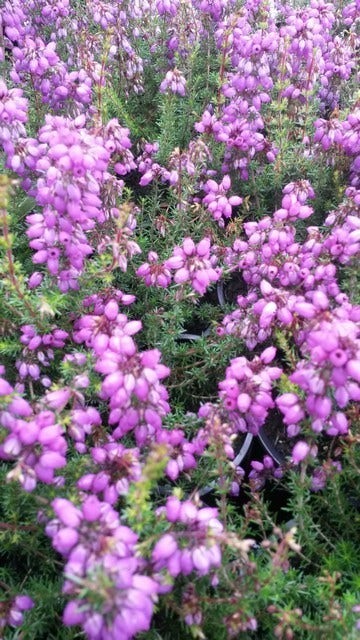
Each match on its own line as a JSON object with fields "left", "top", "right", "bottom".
{"left": 258, "top": 425, "right": 286, "bottom": 466}
{"left": 177, "top": 327, "right": 211, "bottom": 341}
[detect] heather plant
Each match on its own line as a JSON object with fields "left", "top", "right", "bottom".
{"left": 0, "top": 0, "right": 360, "bottom": 638}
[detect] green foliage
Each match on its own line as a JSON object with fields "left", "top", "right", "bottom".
{"left": 124, "top": 444, "right": 169, "bottom": 535}
{"left": 0, "top": 2, "right": 359, "bottom": 639}
{"left": 0, "top": 464, "right": 77, "bottom": 639}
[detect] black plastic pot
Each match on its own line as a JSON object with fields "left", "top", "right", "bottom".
{"left": 177, "top": 329, "right": 210, "bottom": 341}
{"left": 233, "top": 432, "right": 254, "bottom": 467}
{"left": 217, "top": 280, "right": 226, "bottom": 308}
{"left": 255, "top": 406, "right": 292, "bottom": 467}
{"left": 258, "top": 424, "right": 286, "bottom": 466}
{"left": 216, "top": 273, "right": 248, "bottom": 308}
{"left": 177, "top": 311, "right": 254, "bottom": 498}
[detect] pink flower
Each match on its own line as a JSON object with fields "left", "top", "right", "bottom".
{"left": 152, "top": 534, "right": 178, "bottom": 565}
{"left": 45, "top": 388, "right": 71, "bottom": 411}
{"left": 291, "top": 441, "right": 310, "bottom": 464}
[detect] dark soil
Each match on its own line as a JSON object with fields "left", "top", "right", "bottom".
{"left": 259, "top": 408, "right": 343, "bottom": 470}
{"left": 259, "top": 409, "right": 293, "bottom": 465}
{"left": 218, "top": 272, "right": 248, "bottom": 306}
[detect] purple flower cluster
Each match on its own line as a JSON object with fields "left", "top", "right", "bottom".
{"left": 217, "top": 15, "right": 278, "bottom": 106}
{"left": 218, "top": 347, "right": 282, "bottom": 435}
{"left": 11, "top": 36, "right": 59, "bottom": 83}
{"left": 16, "top": 324, "right": 68, "bottom": 386}
{"left": 153, "top": 496, "right": 223, "bottom": 579}
{"left": 136, "top": 251, "right": 172, "bottom": 288}
{"left": 192, "top": 0, "right": 236, "bottom": 22}
{"left": 197, "top": 402, "right": 243, "bottom": 461}
{"left": 322, "top": 187, "right": 360, "bottom": 264}
{"left": 0, "top": 593, "right": 33, "bottom": 632}
{"left": 249, "top": 455, "right": 283, "bottom": 491}
{"left": 313, "top": 115, "right": 344, "bottom": 151}
{"left": 218, "top": 180, "right": 360, "bottom": 350}
{"left": 137, "top": 141, "right": 179, "bottom": 187}
{"left": 78, "top": 441, "right": 142, "bottom": 504}
{"left": 310, "top": 458, "right": 342, "bottom": 491}
{"left": 86, "top": 0, "right": 145, "bottom": 94}
{"left": 0, "top": 377, "right": 67, "bottom": 491}
{"left": 66, "top": 404, "right": 102, "bottom": 454}
{"left": 24, "top": 114, "right": 110, "bottom": 286}
{"left": 0, "top": 80, "right": 28, "bottom": 170}
{"left": 47, "top": 496, "right": 158, "bottom": 640}
{"left": 157, "top": 428, "right": 200, "bottom": 481}
{"left": 1, "top": 0, "right": 360, "bottom": 636}
{"left": 313, "top": 108, "right": 360, "bottom": 186}
{"left": 156, "top": 0, "right": 179, "bottom": 17}
{"left": 160, "top": 68, "right": 187, "bottom": 96}
{"left": 74, "top": 299, "right": 170, "bottom": 445}
{"left": 195, "top": 103, "right": 276, "bottom": 180}
{"left": 103, "top": 119, "right": 136, "bottom": 177}
{"left": 164, "top": 237, "right": 221, "bottom": 296}
{"left": 4, "top": 2, "right": 93, "bottom": 113}
{"left": 276, "top": 307, "right": 360, "bottom": 437}
{"left": 202, "top": 175, "right": 242, "bottom": 226}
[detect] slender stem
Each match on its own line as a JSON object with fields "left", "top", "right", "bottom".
{"left": 0, "top": 579, "right": 11, "bottom": 592}
{"left": 1, "top": 209, "right": 38, "bottom": 319}
{"left": 0, "top": 521, "right": 38, "bottom": 532}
